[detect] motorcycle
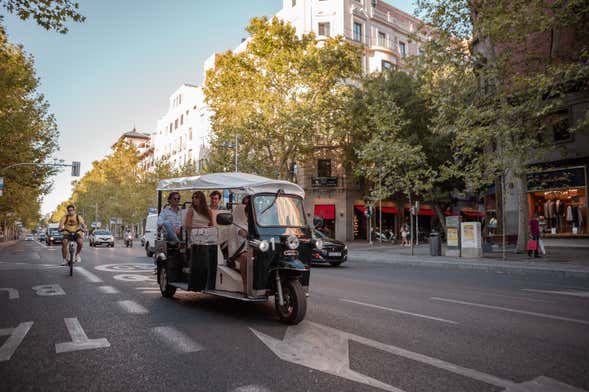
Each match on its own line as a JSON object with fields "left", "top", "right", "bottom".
{"left": 125, "top": 233, "right": 133, "bottom": 247}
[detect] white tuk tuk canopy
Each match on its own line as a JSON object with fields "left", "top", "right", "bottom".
{"left": 156, "top": 172, "right": 305, "bottom": 198}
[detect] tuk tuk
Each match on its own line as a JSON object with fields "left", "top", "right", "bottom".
{"left": 153, "top": 172, "right": 323, "bottom": 324}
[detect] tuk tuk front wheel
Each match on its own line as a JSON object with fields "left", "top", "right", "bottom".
{"left": 158, "top": 264, "right": 176, "bottom": 298}
{"left": 275, "top": 279, "right": 306, "bottom": 325}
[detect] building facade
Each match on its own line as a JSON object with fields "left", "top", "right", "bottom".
{"left": 153, "top": 84, "right": 211, "bottom": 171}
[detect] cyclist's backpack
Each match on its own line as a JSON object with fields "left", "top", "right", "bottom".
{"left": 63, "top": 214, "right": 80, "bottom": 226}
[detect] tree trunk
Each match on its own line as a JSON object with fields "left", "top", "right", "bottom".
{"left": 515, "top": 173, "right": 529, "bottom": 252}
{"left": 433, "top": 202, "right": 446, "bottom": 231}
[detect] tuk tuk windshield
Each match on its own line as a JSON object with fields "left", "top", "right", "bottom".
{"left": 253, "top": 195, "right": 306, "bottom": 227}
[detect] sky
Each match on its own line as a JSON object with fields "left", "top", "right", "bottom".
{"left": 3, "top": 0, "right": 416, "bottom": 216}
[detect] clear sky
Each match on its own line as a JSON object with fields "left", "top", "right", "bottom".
{"left": 3, "top": 0, "right": 415, "bottom": 216}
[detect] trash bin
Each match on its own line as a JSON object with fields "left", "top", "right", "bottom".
{"left": 430, "top": 231, "right": 441, "bottom": 256}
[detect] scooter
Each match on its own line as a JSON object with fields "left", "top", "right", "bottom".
{"left": 125, "top": 233, "right": 133, "bottom": 248}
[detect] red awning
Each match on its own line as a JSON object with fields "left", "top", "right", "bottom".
{"left": 405, "top": 208, "right": 435, "bottom": 216}
{"left": 461, "top": 210, "right": 485, "bottom": 217}
{"left": 380, "top": 207, "right": 398, "bottom": 214}
{"left": 444, "top": 210, "right": 460, "bottom": 216}
{"left": 354, "top": 205, "right": 367, "bottom": 213}
{"left": 314, "top": 204, "right": 335, "bottom": 220}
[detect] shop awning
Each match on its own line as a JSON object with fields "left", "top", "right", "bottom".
{"left": 354, "top": 205, "right": 367, "bottom": 213}
{"left": 405, "top": 208, "right": 435, "bottom": 216}
{"left": 380, "top": 207, "right": 398, "bottom": 214}
{"left": 314, "top": 204, "right": 335, "bottom": 220}
{"left": 461, "top": 210, "right": 485, "bottom": 217}
{"left": 444, "top": 210, "right": 460, "bottom": 216}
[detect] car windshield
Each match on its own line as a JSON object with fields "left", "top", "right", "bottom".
{"left": 313, "top": 229, "right": 329, "bottom": 239}
{"left": 253, "top": 195, "right": 306, "bottom": 227}
{"left": 48, "top": 229, "right": 60, "bottom": 235}
{"left": 95, "top": 230, "right": 111, "bottom": 235}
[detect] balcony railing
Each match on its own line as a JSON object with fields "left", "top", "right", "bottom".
{"left": 310, "top": 176, "right": 339, "bottom": 188}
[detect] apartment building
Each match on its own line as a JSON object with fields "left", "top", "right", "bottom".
{"left": 153, "top": 84, "right": 211, "bottom": 171}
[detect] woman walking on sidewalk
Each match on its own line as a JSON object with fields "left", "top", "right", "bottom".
{"left": 528, "top": 215, "right": 541, "bottom": 258}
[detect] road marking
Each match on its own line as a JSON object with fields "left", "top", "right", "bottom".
{"left": 117, "top": 300, "right": 149, "bottom": 314}
{"left": 252, "top": 320, "right": 512, "bottom": 392}
{"left": 0, "top": 288, "right": 19, "bottom": 300}
{"left": 151, "top": 326, "right": 203, "bottom": 353}
{"left": 0, "top": 322, "right": 33, "bottom": 361}
{"left": 55, "top": 318, "right": 110, "bottom": 353}
{"left": 340, "top": 299, "right": 458, "bottom": 325}
{"left": 113, "top": 274, "right": 155, "bottom": 282}
{"left": 32, "top": 284, "right": 65, "bottom": 296}
{"left": 430, "top": 297, "right": 589, "bottom": 326}
{"left": 232, "top": 386, "right": 273, "bottom": 392}
{"left": 75, "top": 267, "right": 103, "bottom": 283}
{"left": 98, "top": 286, "right": 119, "bottom": 294}
{"left": 33, "top": 240, "right": 48, "bottom": 249}
{"left": 95, "top": 263, "right": 153, "bottom": 273}
{"left": 503, "top": 376, "right": 587, "bottom": 392}
{"left": 522, "top": 289, "right": 589, "bottom": 298}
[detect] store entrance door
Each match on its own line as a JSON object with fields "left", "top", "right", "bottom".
{"left": 314, "top": 204, "right": 336, "bottom": 238}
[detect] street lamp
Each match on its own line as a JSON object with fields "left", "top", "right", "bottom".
{"left": 219, "top": 133, "right": 238, "bottom": 172}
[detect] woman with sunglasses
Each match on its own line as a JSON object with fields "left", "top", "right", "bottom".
{"left": 157, "top": 192, "right": 182, "bottom": 242}
{"left": 185, "top": 191, "right": 213, "bottom": 235}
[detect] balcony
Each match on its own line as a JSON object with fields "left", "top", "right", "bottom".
{"left": 311, "top": 176, "right": 339, "bottom": 188}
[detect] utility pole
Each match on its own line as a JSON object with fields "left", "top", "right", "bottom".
{"left": 235, "top": 133, "right": 238, "bottom": 172}
{"left": 379, "top": 172, "right": 382, "bottom": 244}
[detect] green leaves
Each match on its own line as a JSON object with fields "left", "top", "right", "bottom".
{"left": 204, "top": 16, "right": 361, "bottom": 180}
{"left": 1, "top": 0, "right": 85, "bottom": 34}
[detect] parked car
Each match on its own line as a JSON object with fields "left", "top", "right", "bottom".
{"left": 89, "top": 230, "right": 115, "bottom": 247}
{"left": 25, "top": 234, "right": 34, "bottom": 241}
{"left": 311, "top": 229, "right": 347, "bottom": 267}
{"left": 143, "top": 213, "right": 157, "bottom": 257}
{"left": 46, "top": 228, "right": 63, "bottom": 245}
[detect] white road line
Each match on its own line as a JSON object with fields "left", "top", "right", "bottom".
{"left": 55, "top": 318, "right": 110, "bottom": 353}
{"left": 340, "top": 299, "right": 458, "bottom": 325}
{"left": 431, "top": 297, "right": 589, "bottom": 326}
{"left": 117, "top": 300, "right": 149, "bottom": 314}
{"left": 151, "top": 326, "right": 203, "bottom": 353}
{"left": 75, "top": 267, "right": 103, "bottom": 283}
{"left": 522, "top": 289, "right": 589, "bottom": 298}
{"left": 33, "top": 240, "right": 48, "bottom": 249}
{"left": 98, "top": 286, "right": 120, "bottom": 294}
{"left": 0, "top": 322, "right": 34, "bottom": 361}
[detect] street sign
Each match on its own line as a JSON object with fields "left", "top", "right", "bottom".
{"left": 0, "top": 177, "right": 3, "bottom": 196}
{"left": 71, "top": 161, "right": 81, "bottom": 177}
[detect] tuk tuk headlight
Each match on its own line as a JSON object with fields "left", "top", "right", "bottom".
{"left": 259, "top": 240, "right": 270, "bottom": 252}
{"left": 315, "top": 238, "right": 324, "bottom": 250}
{"left": 286, "top": 235, "right": 299, "bottom": 250}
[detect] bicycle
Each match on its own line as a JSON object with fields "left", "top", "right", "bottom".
{"left": 62, "top": 229, "right": 83, "bottom": 276}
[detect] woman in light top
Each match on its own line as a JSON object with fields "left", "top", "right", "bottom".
{"left": 185, "top": 191, "right": 213, "bottom": 233}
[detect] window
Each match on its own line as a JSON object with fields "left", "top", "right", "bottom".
{"left": 180, "top": 114, "right": 184, "bottom": 125}
{"left": 399, "top": 41, "right": 407, "bottom": 57}
{"left": 179, "top": 94, "right": 182, "bottom": 105}
{"left": 378, "top": 31, "right": 386, "bottom": 47}
{"left": 169, "top": 123, "right": 173, "bottom": 133}
{"left": 318, "top": 22, "right": 330, "bottom": 37}
{"left": 353, "top": 22, "right": 362, "bottom": 42}
{"left": 381, "top": 60, "right": 395, "bottom": 70}
{"left": 189, "top": 128, "right": 193, "bottom": 140}
{"left": 174, "top": 119, "right": 178, "bottom": 129}
{"left": 552, "top": 110, "right": 573, "bottom": 143}
{"left": 317, "top": 159, "right": 332, "bottom": 177}
{"left": 292, "top": 0, "right": 296, "bottom": 6}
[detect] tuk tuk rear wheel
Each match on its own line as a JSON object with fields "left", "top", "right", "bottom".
{"left": 158, "top": 264, "right": 176, "bottom": 298}
{"left": 275, "top": 279, "right": 306, "bottom": 325}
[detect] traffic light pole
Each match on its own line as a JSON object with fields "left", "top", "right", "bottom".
{"left": 1, "top": 161, "right": 81, "bottom": 176}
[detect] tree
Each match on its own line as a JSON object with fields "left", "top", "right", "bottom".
{"left": 1, "top": 0, "right": 85, "bottom": 33}
{"left": 204, "top": 16, "right": 361, "bottom": 179}
{"left": 0, "top": 24, "right": 59, "bottom": 231}
{"left": 414, "top": 0, "right": 589, "bottom": 251}
{"left": 348, "top": 70, "right": 459, "bottom": 229}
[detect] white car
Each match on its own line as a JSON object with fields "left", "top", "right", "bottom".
{"left": 25, "top": 234, "right": 34, "bottom": 241}
{"left": 89, "top": 230, "right": 115, "bottom": 247}
{"left": 143, "top": 213, "right": 157, "bottom": 257}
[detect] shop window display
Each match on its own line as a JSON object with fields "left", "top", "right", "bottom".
{"left": 529, "top": 188, "right": 586, "bottom": 235}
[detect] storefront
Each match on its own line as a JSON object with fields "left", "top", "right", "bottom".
{"left": 314, "top": 204, "right": 336, "bottom": 238}
{"left": 527, "top": 165, "right": 588, "bottom": 236}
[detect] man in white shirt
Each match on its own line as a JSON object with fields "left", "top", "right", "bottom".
{"left": 157, "top": 192, "right": 182, "bottom": 242}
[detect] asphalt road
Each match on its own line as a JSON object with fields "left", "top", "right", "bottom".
{"left": 1, "top": 239, "right": 589, "bottom": 392}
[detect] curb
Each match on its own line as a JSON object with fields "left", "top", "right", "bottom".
{"left": 347, "top": 253, "right": 589, "bottom": 280}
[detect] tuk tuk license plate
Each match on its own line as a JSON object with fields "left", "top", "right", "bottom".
{"left": 329, "top": 252, "right": 341, "bottom": 257}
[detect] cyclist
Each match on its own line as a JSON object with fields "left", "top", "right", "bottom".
{"left": 59, "top": 204, "right": 86, "bottom": 265}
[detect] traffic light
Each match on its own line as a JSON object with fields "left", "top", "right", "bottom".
{"left": 71, "top": 161, "right": 80, "bottom": 177}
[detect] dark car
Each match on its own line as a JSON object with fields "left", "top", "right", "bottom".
{"left": 39, "top": 232, "right": 47, "bottom": 242}
{"left": 311, "top": 229, "right": 347, "bottom": 267}
{"left": 46, "top": 229, "right": 63, "bottom": 245}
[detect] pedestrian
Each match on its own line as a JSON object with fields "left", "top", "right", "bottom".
{"left": 400, "top": 222, "right": 409, "bottom": 247}
{"left": 528, "top": 214, "right": 541, "bottom": 258}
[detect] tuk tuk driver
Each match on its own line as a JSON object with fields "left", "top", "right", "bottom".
{"left": 157, "top": 192, "right": 182, "bottom": 242}
{"left": 235, "top": 195, "right": 251, "bottom": 296}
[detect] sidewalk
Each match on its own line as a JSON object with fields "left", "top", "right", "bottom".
{"left": 348, "top": 240, "right": 589, "bottom": 279}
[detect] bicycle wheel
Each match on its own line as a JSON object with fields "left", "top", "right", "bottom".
{"left": 69, "top": 244, "right": 75, "bottom": 276}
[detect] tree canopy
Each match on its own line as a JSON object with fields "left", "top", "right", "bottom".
{"left": 1, "top": 0, "right": 85, "bottom": 33}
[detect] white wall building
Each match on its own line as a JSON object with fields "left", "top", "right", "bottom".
{"left": 276, "top": 0, "right": 425, "bottom": 73}
{"left": 153, "top": 84, "right": 211, "bottom": 171}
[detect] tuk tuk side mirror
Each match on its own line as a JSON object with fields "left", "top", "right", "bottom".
{"left": 216, "top": 213, "right": 233, "bottom": 226}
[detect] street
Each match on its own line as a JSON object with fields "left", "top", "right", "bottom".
{"left": 1, "top": 240, "right": 588, "bottom": 392}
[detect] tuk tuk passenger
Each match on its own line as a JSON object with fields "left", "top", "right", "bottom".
{"left": 157, "top": 192, "right": 182, "bottom": 242}
{"left": 185, "top": 191, "right": 213, "bottom": 234}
